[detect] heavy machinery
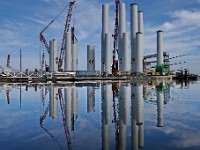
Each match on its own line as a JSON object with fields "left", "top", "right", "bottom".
{"left": 58, "top": 1, "right": 76, "bottom": 71}
{"left": 111, "top": 0, "right": 120, "bottom": 75}
{"left": 40, "top": 1, "right": 77, "bottom": 72}
{"left": 39, "top": 5, "right": 68, "bottom": 71}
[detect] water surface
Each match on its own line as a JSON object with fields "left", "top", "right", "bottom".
{"left": 0, "top": 80, "right": 200, "bottom": 150}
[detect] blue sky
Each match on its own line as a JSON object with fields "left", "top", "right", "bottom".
{"left": 0, "top": 0, "right": 200, "bottom": 74}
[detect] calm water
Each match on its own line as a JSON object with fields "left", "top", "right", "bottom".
{"left": 0, "top": 80, "right": 200, "bottom": 150}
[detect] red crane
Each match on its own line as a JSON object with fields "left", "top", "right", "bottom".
{"left": 112, "top": 0, "right": 120, "bottom": 75}
{"left": 58, "top": 1, "right": 76, "bottom": 71}
{"left": 39, "top": 4, "right": 70, "bottom": 70}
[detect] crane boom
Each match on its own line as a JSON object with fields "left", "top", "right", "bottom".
{"left": 58, "top": 1, "right": 76, "bottom": 71}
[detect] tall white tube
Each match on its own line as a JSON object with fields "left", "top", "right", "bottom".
{"left": 53, "top": 39, "right": 58, "bottom": 72}
{"left": 105, "top": 33, "right": 111, "bottom": 74}
{"left": 138, "top": 11, "right": 144, "bottom": 33}
{"left": 87, "top": 45, "right": 95, "bottom": 71}
{"left": 72, "top": 42, "right": 77, "bottom": 71}
{"left": 49, "top": 40, "right": 53, "bottom": 72}
{"left": 130, "top": 3, "right": 138, "bottom": 73}
{"left": 136, "top": 32, "right": 143, "bottom": 74}
{"left": 157, "top": 30, "right": 164, "bottom": 65}
{"left": 101, "top": 4, "right": 109, "bottom": 73}
{"left": 65, "top": 32, "right": 72, "bottom": 71}
{"left": 122, "top": 32, "right": 130, "bottom": 73}
{"left": 119, "top": 3, "right": 126, "bottom": 71}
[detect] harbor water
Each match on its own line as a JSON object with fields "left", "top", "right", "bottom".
{"left": 0, "top": 80, "right": 200, "bottom": 150}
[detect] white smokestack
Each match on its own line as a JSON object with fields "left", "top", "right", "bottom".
{"left": 136, "top": 32, "right": 143, "bottom": 74}
{"left": 87, "top": 45, "right": 95, "bottom": 71}
{"left": 101, "top": 4, "right": 109, "bottom": 73}
{"left": 157, "top": 30, "right": 164, "bottom": 65}
{"left": 130, "top": 3, "right": 138, "bottom": 73}
{"left": 105, "top": 33, "right": 111, "bottom": 74}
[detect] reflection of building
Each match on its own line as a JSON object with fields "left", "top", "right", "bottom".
{"left": 65, "top": 87, "right": 72, "bottom": 126}
{"left": 101, "top": 83, "right": 111, "bottom": 150}
{"left": 87, "top": 87, "right": 95, "bottom": 113}
{"left": 64, "top": 86, "right": 78, "bottom": 130}
{"left": 119, "top": 83, "right": 130, "bottom": 149}
{"left": 49, "top": 86, "right": 58, "bottom": 118}
{"left": 131, "top": 82, "right": 144, "bottom": 149}
{"left": 157, "top": 91, "right": 164, "bottom": 127}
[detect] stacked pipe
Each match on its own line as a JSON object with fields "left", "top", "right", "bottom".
{"left": 130, "top": 3, "right": 144, "bottom": 75}
{"left": 87, "top": 45, "right": 95, "bottom": 71}
{"left": 157, "top": 30, "right": 164, "bottom": 66}
{"left": 49, "top": 39, "right": 58, "bottom": 72}
{"left": 101, "top": 4, "right": 111, "bottom": 74}
{"left": 64, "top": 32, "right": 78, "bottom": 72}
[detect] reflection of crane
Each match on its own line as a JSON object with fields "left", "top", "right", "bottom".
{"left": 58, "top": 88, "right": 72, "bottom": 150}
{"left": 58, "top": 1, "right": 76, "bottom": 71}
{"left": 112, "top": 0, "right": 120, "bottom": 75}
{"left": 112, "top": 82, "right": 120, "bottom": 150}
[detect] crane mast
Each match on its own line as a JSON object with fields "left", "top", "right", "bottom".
{"left": 58, "top": 1, "right": 76, "bottom": 71}
{"left": 112, "top": 0, "right": 120, "bottom": 75}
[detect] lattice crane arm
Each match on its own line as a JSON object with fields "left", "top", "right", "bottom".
{"left": 58, "top": 1, "right": 76, "bottom": 71}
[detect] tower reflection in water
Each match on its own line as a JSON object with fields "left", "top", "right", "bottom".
{"left": 38, "top": 80, "right": 172, "bottom": 149}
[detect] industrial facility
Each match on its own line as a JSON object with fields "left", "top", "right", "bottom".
{"left": 1, "top": 0, "right": 198, "bottom": 82}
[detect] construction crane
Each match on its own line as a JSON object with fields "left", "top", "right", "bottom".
{"left": 112, "top": 0, "right": 120, "bottom": 75}
{"left": 58, "top": 1, "right": 76, "bottom": 71}
{"left": 39, "top": 4, "right": 69, "bottom": 71}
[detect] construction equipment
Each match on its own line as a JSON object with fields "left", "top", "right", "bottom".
{"left": 111, "top": 0, "right": 120, "bottom": 75}
{"left": 39, "top": 4, "right": 69, "bottom": 71}
{"left": 58, "top": 1, "right": 76, "bottom": 71}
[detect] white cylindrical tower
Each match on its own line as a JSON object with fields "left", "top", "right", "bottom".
{"left": 136, "top": 32, "right": 143, "bottom": 74}
{"left": 130, "top": 3, "right": 138, "bottom": 73}
{"left": 118, "top": 3, "right": 126, "bottom": 71}
{"left": 138, "top": 11, "right": 144, "bottom": 33}
{"left": 157, "top": 30, "right": 164, "bottom": 65}
{"left": 122, "top": 32, "right": 130, "bottom": 73}
{"left": 65, "top": 32, "right": 72, "bottom": 71}
{"left": 105, "top": 33, "right": 111, "bottom": 74}
{"left": 72, "top": 42, "right": 78, "bottom": 71}
{"left": 87, "top": 45, "right": 95, "bottom": 71}
{"left": 53, "top": 39, "right": 58, "bottom": 72}
{"left": 101, "top": 4, "right": 109, "bottom": 73}
{"left": 157, "top": 91, "right": 164, "bottom": 127}
{"left": 49, "top": 40, "right": 53, "bottom": 72}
